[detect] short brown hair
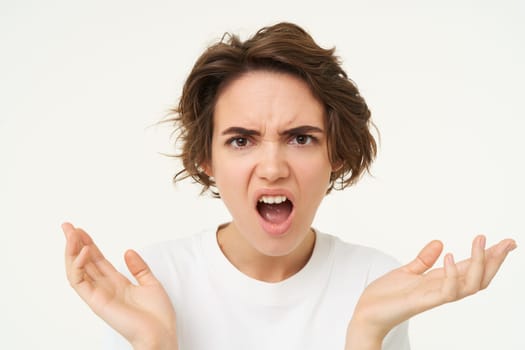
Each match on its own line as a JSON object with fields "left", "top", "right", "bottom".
{"left": 169, "top": 22, "right": 377, "bottom": 196}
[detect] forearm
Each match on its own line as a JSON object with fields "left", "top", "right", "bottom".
{"left": 132, "top": 334, "right": 178, "bottom": 350}
{"left": 344, "top": 317, "right": 385, "bottom": 350}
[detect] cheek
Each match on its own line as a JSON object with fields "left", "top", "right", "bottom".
{"left": 291, "top": 166, "right": 331, "bottom": 205}
{"left": 212, "top": 155, "right": 253, "bottom": 192}
{"left": 302, "top": 169, "right": 331, "bottom": 195}
{"left": 292, "top": 152, "right": 332, "bottom": 182}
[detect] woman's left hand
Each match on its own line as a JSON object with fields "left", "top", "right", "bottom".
{"left": 345, "top": 235, "right": 517, "bottom": 350}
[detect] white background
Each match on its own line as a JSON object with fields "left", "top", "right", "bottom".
{"left": 1, "top": 0, "right": 524, "bottom": 349}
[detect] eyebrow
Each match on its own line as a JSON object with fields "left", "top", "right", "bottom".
{"left": 220, "top": 125, "right": 324, "bottom": 137}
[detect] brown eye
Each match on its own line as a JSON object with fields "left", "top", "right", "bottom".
{"left": 290, "top": 134, "right": 314, "bottom": 145}
{"left": 229, "top": 137, "right": 250, "bottom": 148}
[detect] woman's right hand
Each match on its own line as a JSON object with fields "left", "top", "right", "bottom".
{"left": 62, "top": 222, "right": 178, "bottom": 350}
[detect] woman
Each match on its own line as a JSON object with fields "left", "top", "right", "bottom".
{"left": 62, "top": 22, "right": 516, "bottom": 350}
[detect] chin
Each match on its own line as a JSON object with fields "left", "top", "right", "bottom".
{"left": 253, "top": 226, "right": 311, "bottom": 257}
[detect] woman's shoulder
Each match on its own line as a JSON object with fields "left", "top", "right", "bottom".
{"left": 317, "top": 231, "right": 402, "bottom": 284}
{"left": 138, "top": 229, "right": 213, "bottom": 263}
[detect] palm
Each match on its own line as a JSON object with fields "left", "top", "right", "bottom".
{"left": 351, "top": 236, "right": 516, "bottom": 340}
{"left": 356, "top": 261, "right": 447, "bottom": 328}
{"left": 62, "top": 223, "right": 177, "bottom": 349}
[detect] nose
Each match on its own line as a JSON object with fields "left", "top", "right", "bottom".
{"left": 254, "top": 141, "right": 290, "bottom": 182}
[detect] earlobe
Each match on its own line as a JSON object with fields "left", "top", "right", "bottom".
{"left": 200, "top": 163, "right": 213, "bottom": 178}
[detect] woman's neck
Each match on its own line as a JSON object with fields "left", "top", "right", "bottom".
{"left": 216, "top": 223, "right": 316, "bottom": 283}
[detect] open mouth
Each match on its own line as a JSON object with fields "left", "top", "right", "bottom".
{"left": 256, "top": 195, "right": 294, "bottom": 226}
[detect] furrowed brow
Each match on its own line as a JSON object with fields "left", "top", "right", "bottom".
{"left": 280, "top": 125, "right": 324, "bottom": 136}
{"left": 221, "top": 127, "right": 261, "bottom": 136}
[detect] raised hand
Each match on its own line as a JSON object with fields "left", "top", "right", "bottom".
{"left": 345, "top": 235, "right": 517, "bottom": 350}
{"left": 62, "top": 223, "right": 178, "bottom": 350}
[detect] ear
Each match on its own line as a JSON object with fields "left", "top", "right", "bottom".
{"left": 200, "top": 162, "right": 213, "bottom": 178}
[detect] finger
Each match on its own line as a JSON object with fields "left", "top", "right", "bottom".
{"left": 76, "top": 227, "right": 95, "bottom": 246}
{"left": 68, "top": 245, "right": 91, "bottom": 285}
{"left": 76, "top": 228, "right": 105, "bottom": 262}
{"left": 62, "top": 224, "right": 97, "bottom": 255}
{"left": 64, "top": 226, "right": 85, "bottom": 278}
{"left": 453, "top": 238, "right": 516, "bottom": 276}
{"left": 71, "top": 246, "right": 105, "bottom": 285}
{"left": 85, "top": 261, "right": 104, "bottom": 281}
{"left": 63, "top": 224, "right": 83, "bottom": 258}
{"left": 61, "top": 222, "right": 75, "bottom": 236}
{"left": 462, "top": 235, "right": 486, "bottom": 297}
{"left": 72, "top": 228, "right": 119, "bottom": 278}
{"left": 67, "top": 246, "right": 100, "bottom": 300}
{"left": 441, "top": 253, "right": 459, "bottom": 302}
{"left": 404, "top": 240, "right": 443, "bottom": 274}
{"left": 481, "top": 239, "right": 517, "bottom": 288}
{"left": 124, "top": 249, "right": 159, "bottom": 286}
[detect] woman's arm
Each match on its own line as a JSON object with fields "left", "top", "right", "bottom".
{"left": 62, "top": 223, "right": 178, "bottom": 350}
{"left": 345, "top": 235, "right": 516, "bottom": 350}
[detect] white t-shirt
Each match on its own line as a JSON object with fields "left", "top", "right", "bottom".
{"left": 104, "top": 228, "right": 410, "bottom": 349}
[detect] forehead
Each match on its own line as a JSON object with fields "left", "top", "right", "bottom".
{"left": 213, "top": 70, "right": 326, "bottom": 130}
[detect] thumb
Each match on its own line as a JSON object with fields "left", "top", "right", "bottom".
{"left": 404, "top": 240, "right": 444, "bottom": 274}
{"left": 124, "top": 249, "right": 159, "bottom": 286}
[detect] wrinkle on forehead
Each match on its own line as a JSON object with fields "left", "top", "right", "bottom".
{"left": 213, "top": 70, "right": 325, "bottom": 139}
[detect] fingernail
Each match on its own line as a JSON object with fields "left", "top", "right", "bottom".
{"left": 478, "top": 235, "right": 486, "bottom": 248}
{"left": 506, "top": 241, "right": 517, "bottom": 253}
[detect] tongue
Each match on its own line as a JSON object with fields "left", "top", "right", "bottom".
{"left": 257, "top": 201, "right": 292, "bottom": 224}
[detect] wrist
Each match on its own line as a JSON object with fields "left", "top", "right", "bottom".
{"left": 132, "top": 330, "right": 178, "bottom": 350}
{"left": 345, "top": 316, "right": 385, "bottom": 350}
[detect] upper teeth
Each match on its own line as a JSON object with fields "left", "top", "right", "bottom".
{"left": 259, "top": 195, "right": 287, "bottom": 204}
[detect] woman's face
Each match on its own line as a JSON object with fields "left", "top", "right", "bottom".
{"left": 207, "top": 70, "right": 333, "bottom": 257}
